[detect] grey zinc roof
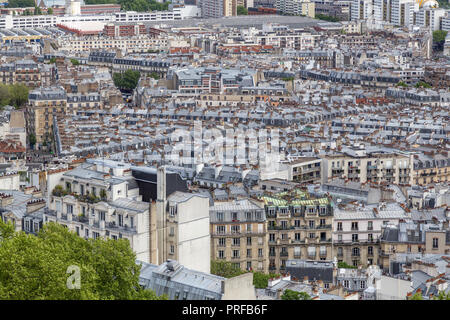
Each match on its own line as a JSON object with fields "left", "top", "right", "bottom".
{"left": 168, "top": 191, "right": 208, "bottom": 203}
{"left": 109, "top": 198, "right": 149, "bottom": 213}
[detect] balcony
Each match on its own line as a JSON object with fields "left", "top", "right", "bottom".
{"left": 280, "top": 252, "right": 289, "bottom": 257}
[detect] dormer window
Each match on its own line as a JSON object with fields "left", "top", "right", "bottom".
{"left": 169, "top": 206, "right": 177, "bottom": 216}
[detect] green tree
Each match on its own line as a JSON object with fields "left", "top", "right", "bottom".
{"left": 252, "top": 272, "right": 281, "bottom": 289}
{"left": 113, "top": 70, "right": 141, "bottom": 90}
{"left": 396, "top": 81, "right": 408, "bottom": 87}
{"left": 432, "top": 30, "right": 448, "bottom": 51}
{"left": 237, "top": 5, "right": 248, "bottom": 15}
{"left": 210, "top": 260, "right": 246, "bottom": 278}
{"left": 315, "top": 14, "right": 341, "bottom": 22}
{"left": 409, "top": 292, "right": 424, "bottom": 300}
{"left": 338, "top": 261, "right": 357, "bottom": 269}
{"left": 47, "top": 7, "right": 53, "bottom": 14}
{"left": 70, "top": 58, "right": 80, "bottom": 66}
{"left": 49, "top": 57, "right": 56, "bottom": 64}
{"left": 415, "top": 81, "right": 432, "bottom": 89}
{"left": 0, "top": 220, "right": 165, "bottom": 300}
{"left": 8, "top": 84, "right": 29, "bottom": 108}
{"left": 281, "top": 289, "right": 311, "bottom": 300}
{"left": 34, "top": 6, "right": 42, "bottom": 15}
{"left": 0, "top": 84, "right": 11, "bottom": 106}
{"left": 28, "top": 133, "right": 36, "bottom": 147}
{"left": 6, "top": 0, "right": 35, "bottom": 7}
{"left": 149, "top": 72, "right": 159, "bottom": 80}
{"left": 433, "top": 291, "right": 450, "bottom": 300}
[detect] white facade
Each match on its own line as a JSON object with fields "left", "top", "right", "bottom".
{"left": 351, "top": 0, "right": 374, "bottom": 21}
{"left": 390, "top": 0, "right": 418, "bottom": 26}
{"left": 415, "top": 8, "right": 446, "bottom": 31}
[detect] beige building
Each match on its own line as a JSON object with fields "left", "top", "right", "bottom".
{"left": 261, "top": 189, "right": 334, "bottom": 273}
{"left": 27, "top": 86, "right": 67, "bottom": 148}
{"left": 210, "top": 198, "right": 268, "bottom": 273}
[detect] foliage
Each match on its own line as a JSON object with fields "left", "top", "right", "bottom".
{"left": 149, "top": 72, "right": 159, "bottom": 80}
{"left": 70, "top": 59, "right": 80, "bottom": 66}
{"left": 433, "top": 291, "right": 450, "bottom": 300}
{"left": 396, "top": 81, "right": 408, "bottom": 87}
{"left": 409, "top": 292, "right": 424, "bottom": 300}
{"left": 432, "top": 30, "right": 448, "bottom": 44}
{"left": 47, "top": 8, "right": 53, "bottom": 14}
{"left": 34, "top": 6, "right": 41, "bottom": 15}
{"left": 282, "top": 77, "right": 295, "bottom": 81}
{"left": 28, "top": 133, "right": 36, "bottom": 146}
{"left": 415, "top": 81, "right": 432, "bottom": 88}
{"left": 315, "top": 14, "right": 341, "bottom": 22}
{"left": 281, "top": 289, "right": 311, "bottom": 300}
{"left": 237, "top": 5, "right": 248, "bottom": 15}
{"left": 0, "top": 219, "right": 15, "bottom": 241}
{"left": 99, "top": 189, "right": 107, "bottom": 200}
{"left": 49, "top": 57, "right": 56, "bottom": 64}
{"left": 0, "top": 84, "right": 29, "bottom": 108}
{"left": 6, "top": 0, "right": 35, "bottom": 7}
{"left": 0, "top": 221, "right": 165, "bottom": 300}
{"left": 85, "top": 0, "right": 170, "bottom": 11}
{"left": 113, "top": 69, "right": 141, "bottom": 90}
{"left": 338, "top": 261, "right": 357, "bottom": 269}
{"left": 252, "top": 272, "right": 281, "bottom": 289}
{"left": 210, "top": 260, "right": 246, "bottom": 278}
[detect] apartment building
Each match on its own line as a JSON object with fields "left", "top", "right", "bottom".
{"left": 333, "top": 202, "right": 409, "bottom": 268}
{"left": 103, "top": 23, "right": 147, "bottom": 37}
{"left": 210, "top": 198, "right": 268, "bottom": 273}
{"left": 285, "top": 157, "right": 322, "bottom": 183}
{"left": 351, "top": 0, "right": 374, "bottom": 21}
{"left": 411, "top": 153, "right": 450, "bottom": 185}
{"left": 390, "top": 0, "right": 418, "bottom": 26}
{"left": 156, "top": 167, "right": 211, "bottom": 274}
{"left": 43, "top": 161, "right": 151, "bottom": 262}
{"left": 321, "top": 146, "right": 412, "bottom": 185}
{"left": 415, "top": 7, "right": 446, "bottom": 31}
{"left": 27, "top": 86, "right": 67, "bottom": 148}
{"left": 0, "top": 60, "right": 54, "bottom": 88}
{"left": 201, "top": 0, "right": 237, "bottom": 18}
{"left": 262, "top": 189, "right": 334, "bottom": 273}
{"left": 275, "top": 0, "right": 316, "bottom": 18}
{"left": 379, "top": 222, "right": 450, "bottom": 271}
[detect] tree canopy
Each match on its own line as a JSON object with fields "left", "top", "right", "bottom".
{"left": 253, "top": 272, "right": 281, "bottom": 289}
{"left": 210, "top": 260, "right": 246, "bottom": 278}
{"left": 337, "top": 261, "right": 357, "bottom": 269}
{"left": 315, "top": 14, "right": 341, "bottom": 22}
{"left": 84, "top": 0, "right": 170, "bottom": 11}
{"left": 0, "top": 84, "right": 29, "bottom": 109}
{"left": 0, "top": 220, "right": 165, "bottom": 300}
{"left": 237, "top": 6, "right": 248, "bottom": 15}
{"left": 6, "top": 0, "right": 35, "bottom": 8}
{"left": 113, "top": 69, "right": 141, "bottom": 91}
{"left": 281, "top": 289, "right": 311, "bottom": 300}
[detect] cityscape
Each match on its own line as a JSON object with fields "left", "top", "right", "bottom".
{"left": 0, "top": 0, "right": 449, "bottom": 304}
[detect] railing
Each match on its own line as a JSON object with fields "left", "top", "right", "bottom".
{"left": 280, "top": 252, "right": 289, "bottom": 257}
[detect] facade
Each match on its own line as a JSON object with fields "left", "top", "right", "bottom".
{"left": 156, "top": 167, "right": 211, "bottom": 274}
{"left": 286, "top": 157, "right": 322, "bottom": 183}
{"left": 276, "top": 0, "right": 316, "bottom": 17}
{"left": 390, "top": 0, "right": 418, "bottom": 26}
{"left": 261, "top": 189, "right": 334, "bottom": 273}
{"left": 0, "top": 60, "right": 53, "bottom": 88}
{"left": 43, "top": 161, "right": 151, "bottom": 262}
{"left": 27, "top": 86, "right": 67, "bottom": 147}
{"left": 333, "top": 202, "right": 409, "bottom": 268}
{"left": 210, "top": 198, "right": 268, "bottom": 272}
{"left": 201, "top": 0, "right": 237, "bottom": 18}
{"left": 379, "top": 222, "right": 450, "bottom": 271}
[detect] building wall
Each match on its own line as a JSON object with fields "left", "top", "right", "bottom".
{"left": 222, "top": 272, "right": 256, "bottom": 300}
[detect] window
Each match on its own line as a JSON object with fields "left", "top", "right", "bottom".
{"left": 75, "top": 226, "right": 79, "bottom": 236}
{"left": 309, "top": 220, "right": 315, "bottom": 229}
{"left": 337, "top": 222, "right": 342, "bottom": 231}
{"left": 352, "top": 247, "right": 360, "bottom": 256}
{"left": 232, "top": 212, "right": 238, "bottom": 221}
{"left": 320, "top": 219, "right": 325, "bottom": 226}
{"left": 368, "top": 246, "right": 373, "bottom": 256}
{"left": 93, "top": 232, "right": 99, "bottom": 240}
{"left": 66, "top": 204, "right": 73, "bottom": 214}
{"left": 85, "top": 229, "right": 89, "bottom": 238}
{"left": 231, "top": 225, "right": 240, "bottom": 234}
{"left": 368, "top": 233, "right": 373, "bottom": 242}
{"left": 170, "top": 206, "right": 177, "bottom": 217}
{"left": 246, "top": 224, "right": 252, "bottom": 232}
{"left": 218, "top": 250, "right": 224, "bottom": 259}
{"left": 216, "top": 212, "right": 223, "bottom": 221}
{"left": 343, "top": 280, "right": 349, "bottom": 288}
{"left": 368, "top": 221, "right": 373, "bottom": 230}
{"left": 99, "top": 211, "right": 105, "bottom": 221}
{"left": 351, "top": 222, "right": 358, "bottom": 231}
{"left": 281, "top": 233, "right": 287, "bottom": 240}
{"left": 232, "top": 238, "right": 240, "bottom": 246}
{"left": 247, "top": 261, "right": 252, "bottom": 270}
{"left": 269, "top": 233, "right": 275, "bottom": 242}
{"left": 360, "top": 281, "right": 366, "bottom": 289}
{"left": 352, "top": 234, "right": 358, "bottom": 242}
{"left": 352, "top": 260, "right": 358, "bottom": 267}
{"left": 309, "top": 233, "right": 315, "bottom": 239}
{"left": 118, "top": 214, "right": 123, "bottom": 227}
{"left": 218, "top": 238, "right": 225, "bottom": 246}
{"left": 233, "top": 250, "right": 240, "bottom": 258}
{"left": 295, "top": 220, "right": 300, "bottom": 227}
{"left": 170, "top": 245, "right": 175, "bottom": 254}
{"left": 295, "top": 233, "right": 301, "bottom": 241}
{"left": 247, "top": 249, "right": 252, "bottom": 258}
{"left": 258, "top": 248, "right": 263, "bottom": 257}
{"left": 338, "top": 247, "right": 343, "bottom": 256}
{"left": 432, "top": 238, "right": 438, "bottom": 249}
{"left": 216, "top": 225, "right": 225, "bottom": 234}
{"left": 247, "top": 237, "right": 252, "bottom": 245}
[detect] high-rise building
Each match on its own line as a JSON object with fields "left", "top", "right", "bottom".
{"left": 390, "top": 0, "right": 418, "bottom": 26}
{"left": 275, "top": 0, "right": 315, "bottom": 17}
{"left": 201, "top": 0, "right": 237, "bottom": 18}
